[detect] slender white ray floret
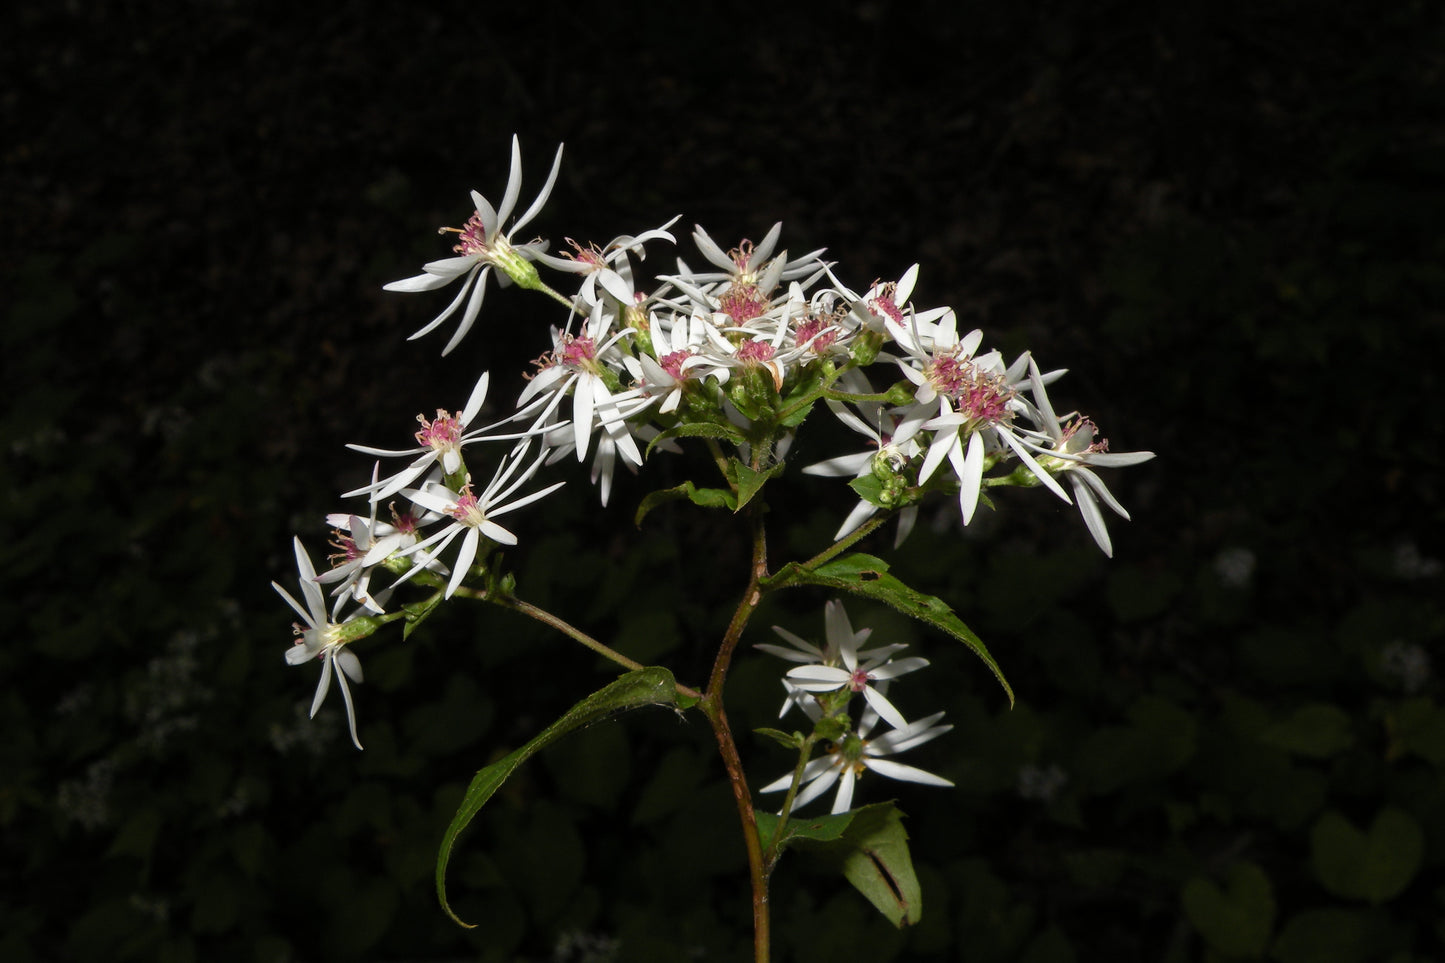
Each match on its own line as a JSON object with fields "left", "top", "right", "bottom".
{"left": 383, "top": 136, "right": 564, "bottom": 355}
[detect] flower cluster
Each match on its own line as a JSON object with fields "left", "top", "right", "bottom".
{"left": 756, "top": 600, "right": 953, "bottom": 814}
{"left": 274, "top": 136, "right": 1151, "bottom": 747}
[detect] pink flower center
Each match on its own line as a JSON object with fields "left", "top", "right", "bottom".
{"left": 718, "top": 283, "right": 768, "bottom": 323}
{"left": 448, "top": 485, "right": 487, "bottom": 528}
{"left": 868, "top": 283, "right": 906, "bottom": 324}
{"left": 849, "top": 667, "right": 871, "bottom": 692}
{"left": 926, "top": 354, "right": 1014, "bottom": 423}
{"left": 659, "top": 350, "right": 693, "bottom": 380}
{"left": 793, "top": 317, "right": 837, "bottom": 353}
{"left": 736, "top": 340, "right": 775, "bottom": 364}
{"left": 450, "top": 213, "right": 492, "bottom": 258}
{"left": 559, "top": 237, "right": 606, "bottom": 271}
{"left": 559, "top": 334, "right": 598, "bottom": 369}
{"left": 415, "top": 410, "right": 464, "bottom": 450}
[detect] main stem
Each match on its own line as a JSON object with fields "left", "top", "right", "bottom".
{"left": 700, "top": 502, "right": 772, "bottom": 962}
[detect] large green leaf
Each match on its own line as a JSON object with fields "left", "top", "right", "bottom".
{"left": 435, "top": 667, "right": 683, "bottom": 927}
{"left": 1310, "top": 806, "right": 1423, "bottom": 904}
{"left": 765, "top": 553, "right": 1012, "bottom": 705}
{"left": 806, "top": 803, "right": 923, "bottom": 927}
{"left": 1181, "top": 861, "right": 1275, "bottom": 958}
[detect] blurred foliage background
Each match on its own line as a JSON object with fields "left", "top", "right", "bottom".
{"left": 4, "top": 1, "right": 1443, "bottom": 960}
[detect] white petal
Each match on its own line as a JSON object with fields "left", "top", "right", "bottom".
{"left": 863, "top": 758, "right": 953, "bottom": 787}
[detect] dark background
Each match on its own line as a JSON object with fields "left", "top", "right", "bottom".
{"left": 4, "top": 1, "right": 1443, "bottom": 961}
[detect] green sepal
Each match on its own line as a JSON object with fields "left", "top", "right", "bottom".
{"left": 635, "top": 481, "right": 737, "bottom": 526}
{"left": 765, "top": 552, "right": 1013, "bottom": 705}
{"left": 645, "top": 420, "right": 747, "bottom": 459}
{"left": 436, "top": 667, "right": 683, "bottom": 927}
{"left": 775, "top": 802, "right": 924, "bottom": 927}
{"left": 754, "top": 727, "right": 805, "bottom": 750}
{"left": 726, "top": 458, "right": 785, "bottom": 512}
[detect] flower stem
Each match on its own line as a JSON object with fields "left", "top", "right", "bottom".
{"left": 762, "top": 731, "right": 820, "bottom": 872}
{"left": 700, "top": 503, "right": 772, "bottom": 961}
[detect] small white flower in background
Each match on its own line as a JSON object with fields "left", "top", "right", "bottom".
{"left": 272, "top": 537, "right": 366, "bottom": 750}
{"left": 383, "top": 136, "right": 564, "bottom": 355}
{"left": 760, "top": 706, "right": 954, "bottom": 814}
{"left": 1380, "top": 640, "right": 1431, "bottom": 694}
{"left": 1016, "top": 762, "right": 1069, "bottom": 802}
{"left": 756, "top": 599, "right": 908, "bottom": 718}
{"left": 1213, "top": 546, "right": 1256, "bottom": 589}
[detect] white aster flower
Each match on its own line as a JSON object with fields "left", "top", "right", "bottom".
{"left": 760, "top": 708, "right": 954, "bottom": 815}
{"left": 271, "top": 537, "right": 366, "bottom": 750}
{"left": 383, "top": 136, "right": 564, "bottom": 354}
{"left": 756, "top": 599, "right": 907, "bottom": 718}
{"left": 397, "top": 443, "right": 565, "bottom": 598}
{"left": 533, "top": 217, "right": 681, "bottom": 307}
{"left": 1019, "top": 357, "right": 1155, "bottom": 557}
{"left": 515, "top": 301, "right": 645, "bottom": 466}
{"left": 782, "top": 611, "right": 925, "bottom": 731}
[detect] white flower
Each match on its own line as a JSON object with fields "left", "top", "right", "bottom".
{"left": 271, "top": 537, "right": 366, "bottom": 750}
{"left": 397, "top": 443, "right": 565, "bottom": 598}
{"left": 1020, "top": 357, "right": 1155, "bottom": 557}
{"left": 343, "top": 372, "right": 534, "bottom": 501}
{"left": 783, "top": 613, "right": 926, "bottom": 731}
{"left": 533, "top": 217, "right": 681, "bottom": 307}
{"left": 383, "top": 136, "right": 564, "bottom": 354}
{"left": 514, "top": 301, "right": 645, "bottom": 466}
{"left": 756, "top": 600, "right": 907, "bottom": 719}
{"left": 760, "top": 709, "right": 954, "bottom": 815}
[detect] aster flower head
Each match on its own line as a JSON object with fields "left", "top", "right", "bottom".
{"left": 383, "top": 136, "right": 564, "bottom": 354}
{"left": 533, "top": 216, "right": 682, "bottom": 307}
{"left": 760, "top": 707, "right": 954, "bottom": 815}
{"left": 397, "top": 441, "right": 565, "bottom": 598}
{"left": 272, "top": 537, "right": 369, "bottom": 749}
{"left": 345, "top": 371, "right": 528, "bottom": 501}
{"left": 1020, "top": 357, "right": 1156, "bottom": 557}
{"left": 769, "top": 601, "right": 923, "bottom": 729}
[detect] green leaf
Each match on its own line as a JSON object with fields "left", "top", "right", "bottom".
{"left": 765, "top": 552, "right": 1013, "bottom": 705}
{"left": 645, "top": 420, "right": 746, "bottom": 458}
{"left": 1310, "top": 807, "right": 1424, "bottom": 904}
{"left": 727, "top": 458, "right": 785, "bottom": 511}
{"left": 1181, "top": 861, "right": 1275, "bottom": 958}
{"left": 1259, "top": 703, "right": 1355, "bottom": 758}
{"left": 635, "top": 481, "right": 736, "bottom": 526}
{"left": 809, "top": 803, "right": 923, "bottom": 927}
{"left": 848, "top": 474, "right": 888, "bottom": 507}
{"left": 755, "top": 807, "right": 857, "bottom": 854}
{"left": 753, "top": 727, "right": 804, "bottom": 750}
{"left": 435, "top": 666, "right": 683, "bottom": 927}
